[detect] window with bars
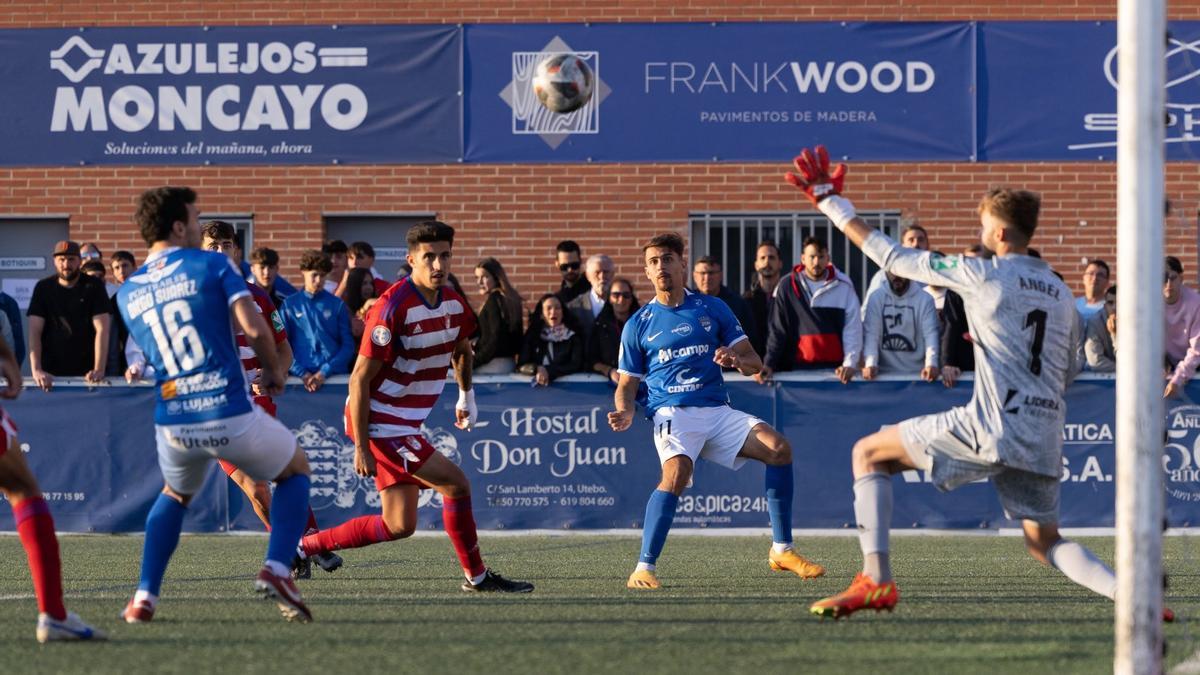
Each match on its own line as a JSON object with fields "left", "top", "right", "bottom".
{"left": 689, "top": 211, "right": 902, "bottom": 298}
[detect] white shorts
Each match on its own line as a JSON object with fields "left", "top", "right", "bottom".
{"left": 899, "top": 409, "right": 1059, "bottom": 523}
{"left": 154, "top": 407, "right": 296, "bottom": 495}
{"left": 651, "top": 405, "right": 764, "bottom": 472}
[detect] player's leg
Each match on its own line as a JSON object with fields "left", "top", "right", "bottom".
{"left": 220, "top": 460, "right": 273, "bottom": 528}
{"left": 735, "top": 420, "right": 824, "bottom": 578}
{"left": 300, "top": 483, "right": 416, "bottom": 555}
{"left": 0, "top": 424, "right": 105, "bottom": 642}
{"left": 413, "top": 452, "right": 534, "bottom": 593}
{"left": 629, "top": 454, "right": 691, "bottom": 589}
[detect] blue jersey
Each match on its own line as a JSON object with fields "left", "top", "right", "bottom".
{"left": 618, "top": 290, "right": 747, "bottom": 415}
{"left": 117, "top": 247, "right": 253, "bottom": 424}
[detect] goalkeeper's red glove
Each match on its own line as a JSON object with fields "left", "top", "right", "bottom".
{"left": 785, "top": 145, "right": 846, "bottom": 206}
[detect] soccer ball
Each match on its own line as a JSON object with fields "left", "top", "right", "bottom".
{"left": 531, "top": 54, "right": 594, "bottom": 114}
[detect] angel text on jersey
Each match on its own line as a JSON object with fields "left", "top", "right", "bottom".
{"left": 1019, "top": 276, "right": 1062, "bottom": 299}
{"left": 658, "top": 343, "right": 710, "bottom": 363}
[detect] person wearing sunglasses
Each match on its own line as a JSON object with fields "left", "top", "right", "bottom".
{"left": 587, "top": 278, "right": 640, "bottom": 385}
{"left": 553, "top": 240, "right": 590, "bottom": 305}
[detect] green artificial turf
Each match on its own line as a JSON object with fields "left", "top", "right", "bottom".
{"left": 0, "top": 534, "right": 1197, "bottom": 674}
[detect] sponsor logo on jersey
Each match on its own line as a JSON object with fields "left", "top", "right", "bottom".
{"left": 666, "top": 368, "right": 704, "bottom": 394}
{"left": 371, "top": 325, "right": 392, "bottom": 346}
{"left": 699, "top": 316, "right": 713, "bottom": 333}
{"left": 647, "top": 330, "right": 663, "bottom": 342}
{"left": 176, "top": 435, "right": 231, "bottom": 450}
{"left": 271, "top": 310, "right": 285, "bottom": 333}
{"left": 930, "top": 255, "right": 958, "bottom": 271}
{"left": 658, "top": 343, "right": 710, "bottom": 363}
{"left": 671, "top": 322, "right": 693, "bottom": 337}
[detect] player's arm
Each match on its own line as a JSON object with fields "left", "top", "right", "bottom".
{"left": 919, "top": 298, "right": 940, "bottom": 382}
{"left": 0, "top": 333, "right": 20, "bottom": 400}
{"left": 609, "top": 319, "right": 646, "bottom": 431}
{"left": 608, "top": 373, "right": 640, "bottom": 432}
{"left": 785, "top": 146, "right": 979, "bottom": 292}
{"left": 348, "top": 354, "right": 384, "bottom": 476}
{"left": 231, "top": 296, "right": 283, "bottom": 395}
{"left": 452, "top": 335, "right": 478, "bottom": 431}
{"left": 713, "top": 338, "right": 762, "bottom": 377}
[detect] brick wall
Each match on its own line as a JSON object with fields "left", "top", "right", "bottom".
{"left": 2, "top": 2, "right": 1196, "bottom": 298}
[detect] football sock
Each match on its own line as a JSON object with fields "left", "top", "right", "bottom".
{"left": 635, "top": 562, "right": 656, "bottom": 572}
{"left": 265, "top": 474, "right": 310, "bottom": 569}
{"left": 638, "top": 490, "right": 679, "bottom": 565}
{"left": 138, "top": 493, "right": 186, "bottom": 596}
{"left": 765, "top": 463, "right": 794, "bottom": 547}
{"left": 853, "top": 472, "right": 893, "bottom": 583}
{"left": 302, "top": 515, "right": 393, "bottom": 555}
{"left": 13, "top": 497, "right": 66, "bottom": 621}
{"left": 443, "top": 496, "right": 486, "bottom": 579}
{"left": 218, "top": 459, "right": 238, "bottom": 477}
{"left": 1048, "top": 539, "right": 1117, "bottom": 600}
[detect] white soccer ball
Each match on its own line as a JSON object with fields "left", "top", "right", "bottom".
{"left": 532, "top": 54, "right": 594, "bottom": 114}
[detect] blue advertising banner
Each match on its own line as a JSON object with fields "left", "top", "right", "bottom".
{"left": 978, "top": 21, "right": 1200, "bottom": 161}
{"left": 1, "top": 375, "right": 1194, "bottom": 533}
{"left": 0, "top": 25, "right": 462, "bottom": 165}
{"left": 464, "top": 22, "right": 975, "bottom": 162}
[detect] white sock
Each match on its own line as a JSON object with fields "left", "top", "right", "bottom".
{"left": 263, "top": 560, "right": 290, "bottom": 578}
{"left": 133, "top": 589, "right": 158, "bottom": 607}
{"left": 772, "top": 542, "right": 793, "bottom": 554}
{"left": 469, "top": 570, "right": 488, "bottom": 586}
{"left": 853, "top": 473, "right": 893, "bottom": 583}
{"left": 635, "top": 562, "right": 656, "bottom": 572}
{"left": 1047, "top": 540, "right": 1116, "bottom": 600}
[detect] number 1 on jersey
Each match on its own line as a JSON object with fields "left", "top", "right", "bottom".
{"left": 1024, "top": 309, "right": 1047, "bottom": 376}
{"left": 141, "top": 299, "right": 206, "bottom": 376}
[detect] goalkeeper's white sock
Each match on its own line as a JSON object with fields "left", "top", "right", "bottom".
{"left": 853, "top": 473, "right": 892, "bottom": 583}
{"left": 1047, "top": 540, "right": 1116, "bottom": 600}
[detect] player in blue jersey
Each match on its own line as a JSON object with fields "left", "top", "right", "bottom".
{"left": 608, "top": 233, "right": 825, "bottom": 589}
{"left": 116, "top": 187, "right": 315, "bottom": 623}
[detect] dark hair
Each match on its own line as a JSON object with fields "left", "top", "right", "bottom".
{"left": 249, "top": 246, "right": 279, "bottom": 267}
{"left": 530, "top": 293, "right": 580, "bottom": 333}
{"left": 1107, "top": 284, "right": 1118, "bottom": 296}
{"left": 695, "top": 256, "right": 721, "bottom": 269}
{"left": 201, "top": 219, "right": 236, "bottom": 243}
{"left": 476, "top": 257, "right": 524, "bottom": 334}
{"left": 609, "top": 277, "right": 641, "bottom": 314}
{"left": 902, "top": 224, "right": 928, "bottom": 239}
{"left": 342, "top": 268, "right": 376, "bottom": 314}
{"left": 81, "top": 260, "right": 106, "bottom": 276}
{"left": 1027, "top": 248, "right": 1042, "bottom": 259}
{"left": 349, "top": 241, "right": 375, "bottom": 259}
{"left": 135, "top": 186, "right": 197, "bottom": 245}
{"left": 406, "top": 221, "right": 455, "bottom": 249}
{"left": 978, "top": 188, "right": 1040, "bottom": 242}
{"left": 322, "top": 239, "right": 348, "bottom": 255}
{"left": 802, "top": 236, "right": 827, "bottom": 253}
{"left": 112, "top": 250, "right": 135, "bottom": 265}
{"left": 1167, "top": 256, "right": 1184, "bottom": 275}
{"left": 756, "top": 240, "right": 781, "bottom": 256}
{"left": 1086, "top": 259, "right": 1111, "bottom": 277}
{"left": 642, "top": 233, "right": 685, "bottom": 257}
{"left": 298, "top": 249, "right": 333, "bottom": 274}
{"left": 556, "top": 240, "right": 581, "bottom": 256}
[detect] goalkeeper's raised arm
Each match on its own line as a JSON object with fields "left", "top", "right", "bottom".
{"left": 785, "top": 146, "right": 987, "bottom": 295}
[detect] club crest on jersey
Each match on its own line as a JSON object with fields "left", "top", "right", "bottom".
{"left": 698, "top": 316, "right": 713, "bottom": 332}
{"left": 371, "top": 325, "right": 392, "bottom": 346}
{"left": 671, "top": 322, "right": 693, "bottom": 337}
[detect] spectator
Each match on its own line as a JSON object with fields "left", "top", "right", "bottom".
{"left": 322, "top": 239, "right": 350, "bottom": 295}
{"left": 27, "top": 240, "right": 110, "bottom": 389}
{"left": 81, "top": 260, "right": 106, "bottom": 281}
{"left": 80, "top": 243, "right": 118, "bottom": 297}
{"left": 553, "top": 240, "right": 591, "bottom": 305}
{"left": 110, "top": 250, "right": 135, "bottom": 286}
{"left": 865, "top": 224, "right": 930, "bottom": 297}
{"left": 339, "top": 268, "right": 378, "bottom": 342}
{"left": 0, "top": 291, "right": 21, "bottom": 368}
{"left": 861, "top": 272, "right": 940, "bottom": 382}
{"left": 743, "top": 240, "right": 783, "bottom": 359}
{"left": 757, "top": 236, "right": 862, "bottom": 385}
{"left": 0, "top": 309, "right": 12, "bottom": 368}
{"left": 81, "top": 258, "right": 129, "bottom": 377}
{"left": 940, "top": 243, "right": 990, "bottom": 387}
{"left": 518, "top": 293, "right": 585, "bottom": 386}
{"left": 692, "top": 256, "right": 757, "bottom": 354}
{"left": 281, "top": 250, "right": 355, "bottom": 392}
{"left": 397, "top": 262, "right": 413, "bottom": 281}
{"left": 1164, "top": 256, "right": 1200, "bottom": 398}
{"left": 1084, "top": 285, "right": 1116, "bottom": 373}
{"left": 1076, "top": 259, "right": 1110, "bottom": 321}
{"left": 473, "top": 258, "right": 524, "bottom": 374}
{"left": 348, "top": 241, "right": 391, "bottom": 296}
{"left": 587, "top": 278, "right": 639, "bottom": 385}
{"left": 567, "top": 254, "right": 614, "bottom": 339}
{"left": 249, "top": 246, "right": 293, "bottom": 310}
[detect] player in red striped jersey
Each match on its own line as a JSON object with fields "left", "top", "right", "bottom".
{"left": 201, "top": 222, "right": 343, "bottom": 578}
{"left": 297, "top": 221, "right": 533, "bottom": 593}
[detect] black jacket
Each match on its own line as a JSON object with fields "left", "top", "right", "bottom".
{"left": 518, "top": 327, "right": 586, "bottom": 380}
{"left": 587, "top": 302, "right": 626, "bottom": 372}
{"left": 473, "top": 291, "right": 523, "bottom": 368}
{"left": 940, "top": 288, "right": 974, "bottom": 371}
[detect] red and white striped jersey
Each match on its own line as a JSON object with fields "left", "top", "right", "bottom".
{"left": 236, "top": 282, "right": 288, "bottom": 384}
{"left": 352, "top": 278, "right": 477, "bottom": 440}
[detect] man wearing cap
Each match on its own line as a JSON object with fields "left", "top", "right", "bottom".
{"left": 26, "top": 241, "right": 111, "bottom": 390}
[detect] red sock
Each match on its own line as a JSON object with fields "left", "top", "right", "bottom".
{"left": 14, "top": 497, "right": 66, "bottom": 620}
{"left": 443, "top": 496, "right": 485, "bottom": 578}
{"left": 306, "top": 508, "right": 319, "bottom": 533}
{"left": 218, "top": 459, "right": 238, "bottom": 477}
{"left": 301, "top": 515, "right": 392, "bottom": 555}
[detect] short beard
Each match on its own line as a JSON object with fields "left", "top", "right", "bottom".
{"left": 58, "top": 268, "right": 79, "bottom": 283}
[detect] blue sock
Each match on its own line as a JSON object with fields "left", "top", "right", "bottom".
{"left": 266, "top": 474, "right": 311, "bottom": 567}
{"left": 639, "top": 490, "right": 679, "bottom": 565}
{"left": 765, "top": 464, "right": 794, "bottom": 546}
{"left": 138, "top": 493, "right": 186, "bottom": 596}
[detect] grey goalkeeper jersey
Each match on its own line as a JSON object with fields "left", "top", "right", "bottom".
{"left": 862, "top": 231, "right": 1080, "bottom": 477}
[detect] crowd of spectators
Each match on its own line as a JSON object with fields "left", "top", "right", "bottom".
{"left": 11, "top": 215, "right": 1199, "bottom": 398}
